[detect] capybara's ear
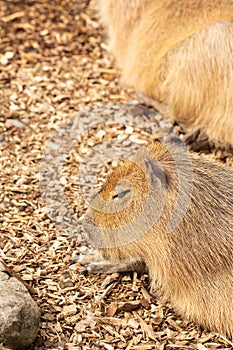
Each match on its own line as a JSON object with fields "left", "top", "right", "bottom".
{"left": 144, "top": 158, "right": 167, "bottom": 189}
{"left": 164, "top": 135, "right": 184, "bottom": 147}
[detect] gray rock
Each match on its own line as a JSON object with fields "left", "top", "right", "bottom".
{"left": 0, "top": 262, "right": 40, "bottom": 350}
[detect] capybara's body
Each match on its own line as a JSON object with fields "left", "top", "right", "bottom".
{"left": 84, "top": 138, "right": 233, "bottom": 338}
{"left": 99, "top": 0, "right": 233, "bottom": 147}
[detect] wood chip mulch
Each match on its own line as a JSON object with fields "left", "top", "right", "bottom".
{"left": 0, "top": 1, "right": 232, "bottom": 349}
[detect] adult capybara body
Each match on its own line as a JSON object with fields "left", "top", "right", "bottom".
{"left": 84, "top": 138, "right": 233, "bottom": 338}
{"left": 99, "top": 0, "right": 233, "bottom": 147}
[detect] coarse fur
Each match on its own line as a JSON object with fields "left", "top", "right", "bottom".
{"left": 84, "top": 138, "right": 233, "bottom": 338}
{"left": 99, "top": 0, "right": 233, "bottom": 147}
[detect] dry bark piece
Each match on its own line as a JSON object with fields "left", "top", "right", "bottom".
{"left": 133, "top": 312, "right": 157, "bottom": 341}
{"left": 0, "top": 260, "right": 32, "bottom": 293}
{"left": 107, "top": 302, "right": 118, "bottom": 317}
{"left": 117, "top": 301, "right": 142, "bottom": 313}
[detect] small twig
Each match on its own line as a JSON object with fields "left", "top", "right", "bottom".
{"left": 218, "top": 334, "right": 233, "bottom": 347}
{"left": 166, "top": 345, "right": 195, "bottom": 349}
{"left": 95, "top": 281, "right": 119, "bottom": 302}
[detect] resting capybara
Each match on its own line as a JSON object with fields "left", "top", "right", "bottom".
{"left": 98, "top": 0, "right": 233, "bottom": 148}
{"left": 83, "top": 137, "right": 233, "bottom": 338}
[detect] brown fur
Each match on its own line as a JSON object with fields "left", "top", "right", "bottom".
{"left": 84, "top": 138, "right": 233, "bottom": 338}
{"left": 99, "top": 0, "right": 233, "bottom": 147}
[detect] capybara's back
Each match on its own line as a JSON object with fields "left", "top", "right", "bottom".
{"left": 84, "top": 138, "right": 233, "bottom": 338}
{"left": 99, "top": 0, "right": 233, "bottom": 147}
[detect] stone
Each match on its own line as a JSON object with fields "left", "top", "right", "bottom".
{"left": 0, "top": 261, "right": 40, "bottom": 350}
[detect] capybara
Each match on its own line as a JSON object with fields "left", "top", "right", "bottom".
{"left": 83, "top": 137, "right": 233, "bottom": 338}
{"left": 98, "top": 0, "right": 233, "bottom": 147}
